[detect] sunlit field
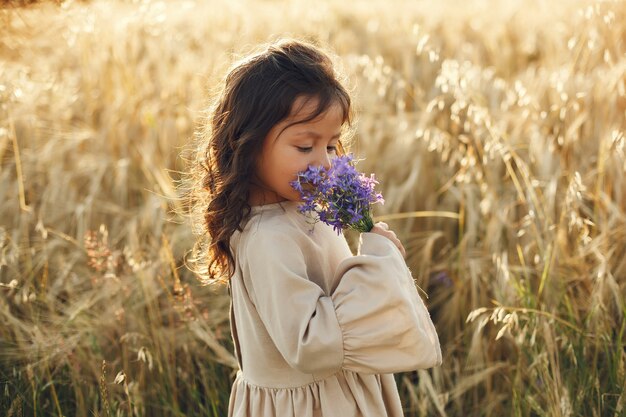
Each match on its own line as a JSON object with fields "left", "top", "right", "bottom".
{"left": 1, "top": 0, "right": 625, "bottom": 416}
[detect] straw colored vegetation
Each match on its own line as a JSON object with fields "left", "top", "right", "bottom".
{"left": 1, "top": 0, "right": 624, "bottom": 415}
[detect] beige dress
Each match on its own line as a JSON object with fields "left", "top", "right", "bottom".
{"left": 227, "top": 200, "right": 442, "bottom": 417}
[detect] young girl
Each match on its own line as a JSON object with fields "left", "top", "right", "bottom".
{"left": 191, "top": 37, "right": 442, "bottom": 417}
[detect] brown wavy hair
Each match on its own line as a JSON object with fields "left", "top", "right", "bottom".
{"left": 181, "top": 36, "right": 356, "bottom": 286}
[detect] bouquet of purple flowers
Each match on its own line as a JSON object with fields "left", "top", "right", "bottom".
{"left": 289, "top": 153, "right": 384, "bottom": 235}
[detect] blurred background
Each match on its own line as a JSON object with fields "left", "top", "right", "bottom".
{"left": 1, "top": 0, "right": 625, "bottom": 415}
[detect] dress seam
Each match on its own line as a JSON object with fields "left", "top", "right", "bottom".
{"left": 237, "top": 370, "right": 342, "bottom": 391}
{"left": 330, "top": 296, "right": 346, "bottom": 370}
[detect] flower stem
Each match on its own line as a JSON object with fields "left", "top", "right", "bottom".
{"left": 361, "top": 215, "right": 374, "bottom": 232}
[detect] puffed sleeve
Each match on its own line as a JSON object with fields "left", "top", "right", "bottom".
{"left": 240, "top": 227, "right": 442, "bottom": 377}
{"left": 331, "top": 232, "right": 442, "bottom": 373}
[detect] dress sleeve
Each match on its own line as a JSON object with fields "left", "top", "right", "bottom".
{"left": 241, "top": 228, "right": 345, "bottom": 375}
{"left": 331, "top": 232, "right": 442, "bottom": 374}
{"left": 240, "top": 227, "right": 442, "bottom": 376}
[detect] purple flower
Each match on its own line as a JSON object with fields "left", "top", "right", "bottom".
{"left": 431, "top": 271, "right": 453, "bottom": 288}
{"left": 289, "top": 153, "right": 385, "bottom": 235}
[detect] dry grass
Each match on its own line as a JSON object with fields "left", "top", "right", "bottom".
{"left": 1, "top": 0, "right": 625, "bottom": 416}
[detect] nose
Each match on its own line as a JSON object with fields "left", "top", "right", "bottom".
{"left": 317, "top": 150, "right": 332, "bottom": 171}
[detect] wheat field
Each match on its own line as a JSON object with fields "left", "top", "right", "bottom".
{"left": 1, "top": 0, "right": 625, "bottom": 416}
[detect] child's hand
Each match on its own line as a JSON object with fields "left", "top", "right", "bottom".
{"left": 370, "top": 222, "right": 406, "bottom": 259}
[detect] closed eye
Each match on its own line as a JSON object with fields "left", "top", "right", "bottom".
{"left": 296, "top": 146, "right": 338, "bottom": 153}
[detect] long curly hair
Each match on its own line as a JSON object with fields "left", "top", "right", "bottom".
{"left": 182, "top": 37, "right": 356, "bottom": 286}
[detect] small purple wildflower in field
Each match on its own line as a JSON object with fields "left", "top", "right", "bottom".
{"left": 431, "top": 271, "right": 453, "bottom": 288}
{"left": 289, "top": 154, "right": 384, "bottom": 234}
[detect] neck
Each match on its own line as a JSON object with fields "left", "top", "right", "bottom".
{"left": 248, "top": 187, "right": 288, "bottom": 206}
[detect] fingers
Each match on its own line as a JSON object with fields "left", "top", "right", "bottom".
{"left": 397, "top": 240, "right": 406, "bottom": 258}
{"left": 373, "top": 221, "right": 389, "bottom": 232}
{"left": 394, "top": 238, "right": 406, "bottom": 258}
{"left": 371, "top": 222, "right": 406, "bottom": 258}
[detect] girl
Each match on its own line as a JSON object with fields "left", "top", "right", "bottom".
{"left": 190, "top": 37, "right": 442, "bottom": 417}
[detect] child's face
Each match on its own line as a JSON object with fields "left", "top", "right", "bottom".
{"left": 250, "top": 95, "right": 343, "bottom": 206}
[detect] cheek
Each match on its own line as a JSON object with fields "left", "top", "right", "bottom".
{"left": 276, "top": 148, "right": 310, "bottom": 182}
{"left": 287, "top": 159, "right": 310, "bottom": 178}
{"left": 278, "top": 150, "right": 301, "bottom": 171}
{"left": 282, "top": 163, "right": 300, "bottom": 181}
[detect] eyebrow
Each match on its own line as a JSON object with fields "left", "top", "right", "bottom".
{"left": 295, "top": 131, "right": 341, "bottom": 139}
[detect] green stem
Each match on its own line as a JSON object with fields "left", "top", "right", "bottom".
{"left": 363, "top": 215, "right": 374, "bottom": 232}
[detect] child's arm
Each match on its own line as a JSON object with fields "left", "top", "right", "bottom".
{"left": 331, "top": 231, "right": 442, "bottom": 374}
{"left": 240, "top": 226, "right": 442, "bottom": 376}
